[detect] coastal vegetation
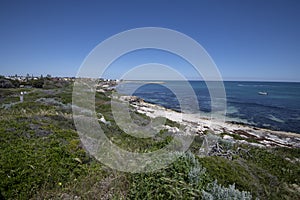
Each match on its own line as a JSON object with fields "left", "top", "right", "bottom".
{"left": 0, "top": 81, "right": 299, "bottom": 199}
{"left": 0, "top": 75, "right": 71, "bottom": 89}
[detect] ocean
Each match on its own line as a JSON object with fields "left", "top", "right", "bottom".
{"left": 116, "top": 81, "right": 300, "bottom": 134}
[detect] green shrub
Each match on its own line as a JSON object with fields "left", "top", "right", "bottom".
{"left": 128, "top": 151, "right": 210, "bottom": 199}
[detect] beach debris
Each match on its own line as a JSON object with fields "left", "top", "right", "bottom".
{"left": 119, "top": 95, "right": 144, "bottom": 103}
{"left": 73, "top": 157, "right": 82, "bottom": 164}
{"left": 97, "top": 113, "right": 111, "bottom": 126}
{"left": 164, "top": 125, "right": 180, "bottom": 133}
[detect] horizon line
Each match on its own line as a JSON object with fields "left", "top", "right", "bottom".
{"left": 1, "top": 74, "right": 299, "bottom": 83}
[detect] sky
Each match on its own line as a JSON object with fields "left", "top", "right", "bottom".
{"left": 0, "top": 0, "right": 299, "bottom": 82}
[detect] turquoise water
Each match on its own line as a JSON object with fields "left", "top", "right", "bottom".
{"left": 116, "top": 81, "right": 300, "bottom": 133}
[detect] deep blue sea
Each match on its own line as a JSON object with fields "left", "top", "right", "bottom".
{"left": 116, "top": 81, "right": 300, "bottom": 133}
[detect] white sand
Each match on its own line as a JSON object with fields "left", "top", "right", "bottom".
{"left": 123, "top": 98, "right": 300, "bottom": 148}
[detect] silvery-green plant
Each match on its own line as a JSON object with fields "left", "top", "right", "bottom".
{"left": 188, "top": 165, "right": 206, "bottom": 185}
{"left": 202, "top": 180, "right": 253, "bottom": 200}
{"left": 173, "top": 151, "right": 208, "bottom": 186}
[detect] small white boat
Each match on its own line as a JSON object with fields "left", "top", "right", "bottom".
{"left": 258, "top": 91, "right": 268, "bottom": 95}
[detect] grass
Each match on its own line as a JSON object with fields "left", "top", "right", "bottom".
{"left": 0, "top": 87, "right": 299, "bottom": 199}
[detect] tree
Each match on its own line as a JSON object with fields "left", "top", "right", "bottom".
{"left": 0, "top": 78, "right": 14, "bottom": 88}
{"left": 31, "top": 79, "right": 44, "bottom": 88}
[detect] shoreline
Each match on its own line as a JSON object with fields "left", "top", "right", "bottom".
{"left": 115, "top": 94, "right": 300, "bottom": 148}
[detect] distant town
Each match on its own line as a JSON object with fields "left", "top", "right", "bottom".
{"left": 0, "top": 74, "right": 119, "bottom": 89}
{"left": 0, "top": 74, "right": 74, "bottom": 89}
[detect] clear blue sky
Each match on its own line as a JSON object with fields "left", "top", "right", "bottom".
{"left": 0, "top": 0, "right": 299, "bottom": 81}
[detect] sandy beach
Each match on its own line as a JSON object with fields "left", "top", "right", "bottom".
{"left": 115, "top": 95, "right": 300, "bottom": 149}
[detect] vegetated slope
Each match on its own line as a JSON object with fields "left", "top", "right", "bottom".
{"left": 0, "top": 86, "right": 299, "bottom": 199}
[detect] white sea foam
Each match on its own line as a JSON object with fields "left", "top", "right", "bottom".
{"left": 268, "top": 115, "right": 285, "bottom": 123}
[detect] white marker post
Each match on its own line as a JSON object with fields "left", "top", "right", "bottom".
{"left": 20, "top": 92, "right": 24, "bottom": 102}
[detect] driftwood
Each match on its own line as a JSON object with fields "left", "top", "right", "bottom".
{"left": 236, "top": 147, "right": 252, "bottom": 158}
{"left": 199, "top": 140, "right": 252, "bottom": 160}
